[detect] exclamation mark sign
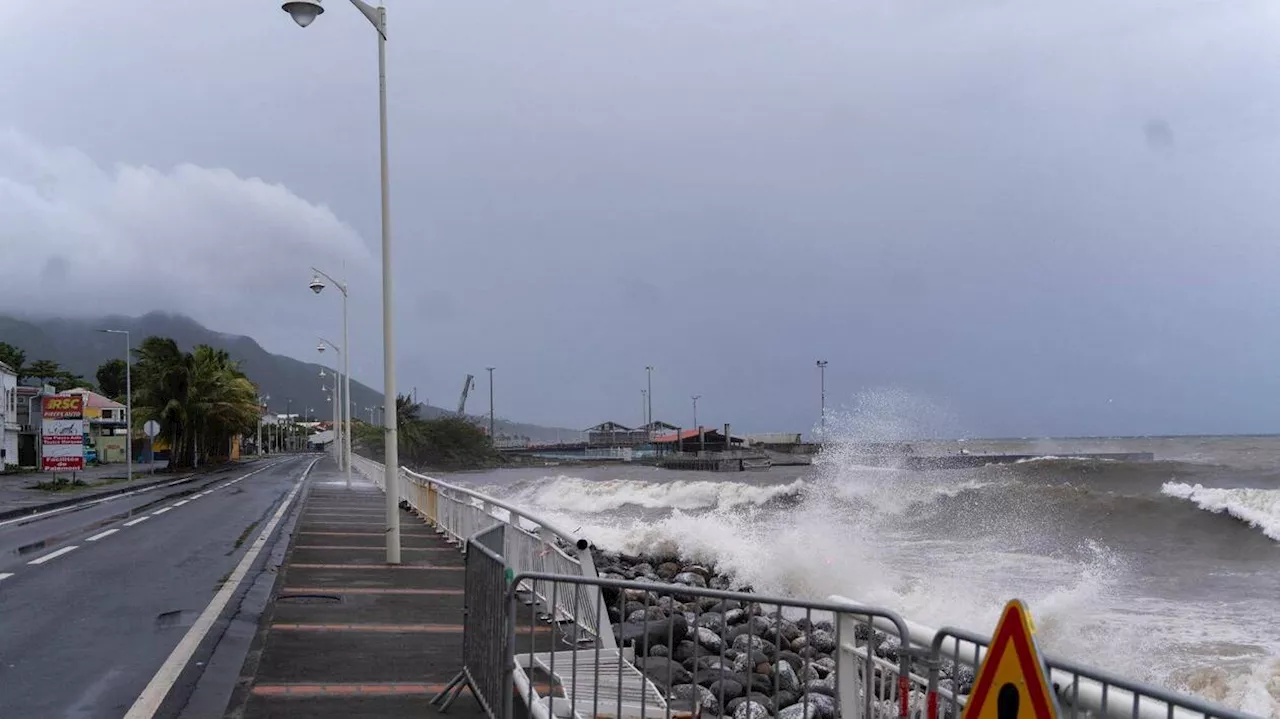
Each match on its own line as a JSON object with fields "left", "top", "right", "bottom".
{"left": 997, "top": 683, "right": 1020, "bottom": 719}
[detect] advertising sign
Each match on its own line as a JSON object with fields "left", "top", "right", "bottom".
{"left": 42, "top": 395, "right": 85, "bottom": 472}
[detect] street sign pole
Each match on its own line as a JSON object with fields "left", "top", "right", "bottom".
{"left": 143, "top": 420, "right": 161, "bottom": 475}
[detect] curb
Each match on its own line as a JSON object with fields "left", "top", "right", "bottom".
{"left": 0, "top": 457, "right": 264, "bottom": 524}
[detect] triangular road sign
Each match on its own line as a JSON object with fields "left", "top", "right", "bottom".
{"left": 960, "top": 599, "right": 1059, "bottom": 719}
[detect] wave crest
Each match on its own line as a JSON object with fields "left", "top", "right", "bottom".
{"left": 503, "top": 475, "right": 806, "bottom": 512}
{"left": 1161, "top": 482, "right": 1280, "bottom": 542}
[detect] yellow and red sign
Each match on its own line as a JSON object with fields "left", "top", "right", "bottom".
{"left": 961, "top": 600, "right": 1058, "bottom": 719}
{"left": 42, "top": 395, "right": 84, "bottom": 419}
{"left": 42, "top": 395, "right": 85, "bottom": 471}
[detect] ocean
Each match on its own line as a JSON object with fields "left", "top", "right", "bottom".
{"left": 444, "top": 433, "right": 1280, "bottom": 715}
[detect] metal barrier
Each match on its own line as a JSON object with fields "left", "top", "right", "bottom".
{"left": 351, "top": 454, "right": 616, "bottom": 650}
{"left": 825, "top": 596, "right": 1261, "bottom": 719}
{"left": 504, "top": 572, "right": 917, "bottom": 719}
{"left": 434, "top": 524, "right": 510, "bottom": 719}
{"left": 923, "top": 625, "right": 1259, "bottom": 719}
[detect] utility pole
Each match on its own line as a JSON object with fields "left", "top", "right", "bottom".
{"left": 692, "top": 395, "right": 701, "bottom": 432}
{"left": 641, "top": 390, "right": 648, "bottom": 429}
{"left": 816, "top": 360, "right": 828, "bottom": 440}
{"left": 486, "top": 367, "right": 496, "bottom": 439}
{"left": 645, "top": 365, "right": 654, "bottom": 427}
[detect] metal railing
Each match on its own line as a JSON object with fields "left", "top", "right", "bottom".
{"left": 504, "top": 572, "right": 917, "bottom": 719}
{"left": 351, "top": 454, "right": 615, "bottom": 649}
{"left": 826, "top": 595, "right": 1261, "bottom": 719}
{"left": 434, "top": 524, "right": 510, "bottom": 719}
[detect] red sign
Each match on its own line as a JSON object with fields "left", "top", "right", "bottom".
{"left": 42, "top": 395, "right": 84, "bottom": 419}
{"left": 43, "top": 456, "right": 85, "bottom": 471}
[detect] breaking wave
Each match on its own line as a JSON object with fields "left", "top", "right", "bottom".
{"left": 1161, "top": 482, "right": 1280, "bottom": 542}
{"left": 499, "top": 475, "right": 807, "bottom": 512}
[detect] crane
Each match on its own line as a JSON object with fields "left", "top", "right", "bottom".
{"left": 457, "top": 374, "right": 476, "bottom": 415}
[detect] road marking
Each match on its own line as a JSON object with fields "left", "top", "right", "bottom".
{"left": 123, "top": 516, "right": 150, "bottom": 527}
{"left": 0, "top": 573, "right": 14, "bottom": 582}
{"left": 28, "top": 546, "right": 78, "bottom": 565}
{"left": 172, "top": 500, "right": 189, "bottom": 507}
{"left": 153, "top": 507, "right": 173, "bottom": 515}
{"left": 86, "top": 529, "right": 120, "bottom": 542}
{"left": 125, "top": 456, "right": 318, "bottom": 719}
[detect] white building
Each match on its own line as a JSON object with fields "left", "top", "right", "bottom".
{"left": 1, "top": 361, "right": 18, "bottom": 469}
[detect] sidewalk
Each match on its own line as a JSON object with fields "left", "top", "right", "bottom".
{"left": 0, "top": 461, "right": 180, "bottom": 518}
{"left": 229, "top": 461, "right": 487, "bottom": 719}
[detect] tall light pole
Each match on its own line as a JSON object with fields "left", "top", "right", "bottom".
{"left": 641, "top": 390, "right": 648, "bottom": 428}
{"left": 285, "top": 0, "right": 400, "bottom": 564}
{"left": 311, "top": 272, "right": 353, "bottom": 482}
{"left": 98, "top": 329, "right": 131, "bottom": 480}
{"left": 692, "top": 395, "right": 701, "bottom": 430}
{"left": 318, "top": 339, "right": 349, "bottom": 488}
{"left": 485, "top": 367, "right": 495, "bottom": 439}
{"left": 816, "top": 360, "right": 828, "bottom": 440}
{"left": 645, "top": 365, "right": 654, "bottom": 427}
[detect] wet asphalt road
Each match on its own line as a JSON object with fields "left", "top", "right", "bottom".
{"left": 0, "top": 456, "right": 312, "bottom": 718}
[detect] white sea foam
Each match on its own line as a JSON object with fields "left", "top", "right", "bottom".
{"left": 1161, "top": 482, "right": 1280, "bottom": 541}
{"left": 502, "top": 475, "right": 806, "bottom": 512}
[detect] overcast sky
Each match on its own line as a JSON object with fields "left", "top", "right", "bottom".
{"left": 3, "top": 0, "right": 1280, "bottom": 438}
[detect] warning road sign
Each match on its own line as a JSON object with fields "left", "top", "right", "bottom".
{"left": 961, "top": 599, "right": 1058, "bottom": 719}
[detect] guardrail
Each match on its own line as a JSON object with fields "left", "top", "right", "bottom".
{"left": 828, "top": 595, "right": 1260, "bottom": 719}
{"left": 351, "top": 454, "right": 616, "bottom": 650}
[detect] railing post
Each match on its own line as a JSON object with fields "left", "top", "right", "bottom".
{"left": 575, "top": 543, "right": 616, "bottom": 651}
{"left": 838, "top": 613, "right": 863, "bottom": 719}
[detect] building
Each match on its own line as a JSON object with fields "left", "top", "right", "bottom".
{"left": 1, "top": 362, "right": 17, "bottom": 469}
{"left": 651, "top": 428, "right": 745, "bottom": 454}
{"left": 586, "top": 421, "right": 651, "bottom": 448}
{"left": 63, "top": 388, "right": 129, "bottom": 463}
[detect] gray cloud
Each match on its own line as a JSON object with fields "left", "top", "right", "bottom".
{"left": 3, "top": 0, "right": 1280, "bottom": 438}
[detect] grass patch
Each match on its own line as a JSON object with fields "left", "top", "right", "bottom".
{"left": 29, "top": 478, "right": 89, "bottom": 491}
{"left": 228, "top": 520, "right": 259, "bottom": 555}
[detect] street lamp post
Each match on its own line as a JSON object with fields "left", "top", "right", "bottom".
{"left": 485, "top": 367, "right": 495, "bottom": 440}
{"left": 311, "top": 273, "right": 353, "bottom": 488}
{"left": 285, "top": 0, "right": 399, "bottom": 564}
{"left": 816, "top": 360, "right": 828, "bottom": 440}
{"left": 322, "top": 370, "right": 338, "bottom": 461}
{"left": 98, "top": 329, "right": 131, "bottom": 480}
{"left": 641, "top": 390, "right": 648, "bottom": 429}
{"left": 691, "top": 395, "right": 700, "bottom": 431}
{"left": 645, "top": 365, "right": 654, "bottom": 427}
{"left": 318, "top": 339, "right": 348, "bottom": 487}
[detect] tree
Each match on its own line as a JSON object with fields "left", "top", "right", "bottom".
{"left": 96, "top": 359, "right": 129, "bottom": 401}
{"left": 351, "top": 393, "right": 499, "bottom": 470}
{"left": 0, "top": 342, "right": 26, "bottom": 380}
{"left": 26, "top": 359, "right": 63, "bottom": 386}
{"left": 132, "top": 337, "right": 260, "bottom": 469}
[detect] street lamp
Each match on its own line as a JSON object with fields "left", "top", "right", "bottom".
{"left": 485, "top": 367, "right": 495, "bottom": 440}
{"left": 816, "top": 360, "right": 828, "bottom": 440}
{"left": 318, "top": 338, "right": 350, "bottom": 487}
{"left": 641, "top": 390, "right": 648, "bottom": 429}
{"left": 98, "top": 329, "right": 132, "bottom": 481}
{"left": 311, "top": 273, "right": 353, "bottom": 484}
{"left": 645, "top": 365, "right": 654, "bottom": 427}
{"left": 692, "top": 395, "right": 701, "bottom": 431}
{"left": 286, "top": 0, "right": 400, "bottom": 563}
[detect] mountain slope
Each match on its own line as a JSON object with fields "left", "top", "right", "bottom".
{"left": 0, "top": 312, "right": 574, "bottom": 440}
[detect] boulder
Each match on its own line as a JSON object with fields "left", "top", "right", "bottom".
{"left": 682, "top": 564, "right": 713, "bottom": 579}
{"left": 812, "top": 657, "right": 836, "bottom": 678}
{"left": 635, "top": 656, "right": 692, "bottom": 687}
{"left": 697, "top": 612, "right": 727, "bottom": 633}
{"left": 772, "top": 690, "right": 799, "bottom": 710}
{"left": 724, "top": 608, "right": 749, "bottom": 625}
{"left": 803, "top": 677, "right": 837, "bottom": 697}
{"left": 668, "top": 684, "right": 720, "bottom": 716}
{"left": 695, "top": 667, "right": 744, "bottom": 688}
{"left": 727, "top": 694, "right": 776, "bottom": 716}
{"left": 732, "top": 634, "right": 777, "bottom": 656}
{"left": 657, "top": 562, "right": 683, "bottom": 579}
{"left": 791, "top": 629, "right": 837, "bottom": 655}
{"left": 733, "top": 698, "right": 772, "bottom": 719}
{"left": 616, "top": 614, "right": 688, "bottom": 655}
{"left": 732, "top": 650, "right": 771, "bottom": 673}
{"left": 628, "top": 607, "right": 669, "bottom": 623}
{"left": 694, "top": 627, "right": 725, "bottom": 654}
{"left": 673, "top": 572, "right": 708, "bottom": 588}
{"left": 775, "top": 660, "right": 800, "bottom": 693}
{"left": 672, "top": 640, "right": 700, "bottom": 664}
{"left": 777, "top": 693, "right": 836, "bottom": 719}
{"left": 707, "top": 678, "right": 746, "bottom": 704}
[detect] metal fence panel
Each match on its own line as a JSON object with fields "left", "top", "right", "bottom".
{"left": 504, "top": 571, "right": 916, "bottom": 719}
{"left": 434, "top": 524, "right": 510, "bottom": 719}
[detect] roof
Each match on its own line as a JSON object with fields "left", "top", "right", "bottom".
{"left": 586, "top": 421, "right": 634, "bottom": 432}
{"left": 65, "top": 388, "right": 126, "bottom": 410}
{"left": 642, "top": 421, "right": 680, "bottom": 431}
{"left": 652, "top": 429, "right": 745, "bottom": 444}
{"left": 0, "top": 360, "right": 14, "bottom": 375}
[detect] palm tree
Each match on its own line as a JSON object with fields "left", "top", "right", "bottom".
{"left": 132, "top": 338, "right": 260, "bottom": 468}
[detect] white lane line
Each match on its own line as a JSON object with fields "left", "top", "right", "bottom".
{"left": 153, "top": 507, "right": 172, "bottom": 515}
{"left": 86, "top": 529, "right": 120, "bottom": 542}
{"left": 123, "top": 516, "right": 150, "bottom": 527}
{"left": 28, "top": 546, "right": 78, "bottom": 565}
{"left": 172, "top": 500, "right": 189, "bottom": 507}
{"left": 125, "top": 456, "right": 318, "bottom": 719}
{"left": 0, "top": 573, "right": 14, "bottom": 582}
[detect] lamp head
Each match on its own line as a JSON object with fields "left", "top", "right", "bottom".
{"left": 309, "top": 273, "right": 325, "bottom": 294}
{"left": 283, "top": 0, "right": 324, "bottom": 28}
{"left": 317, "top": 342, "right": 326, "bottom": 353}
